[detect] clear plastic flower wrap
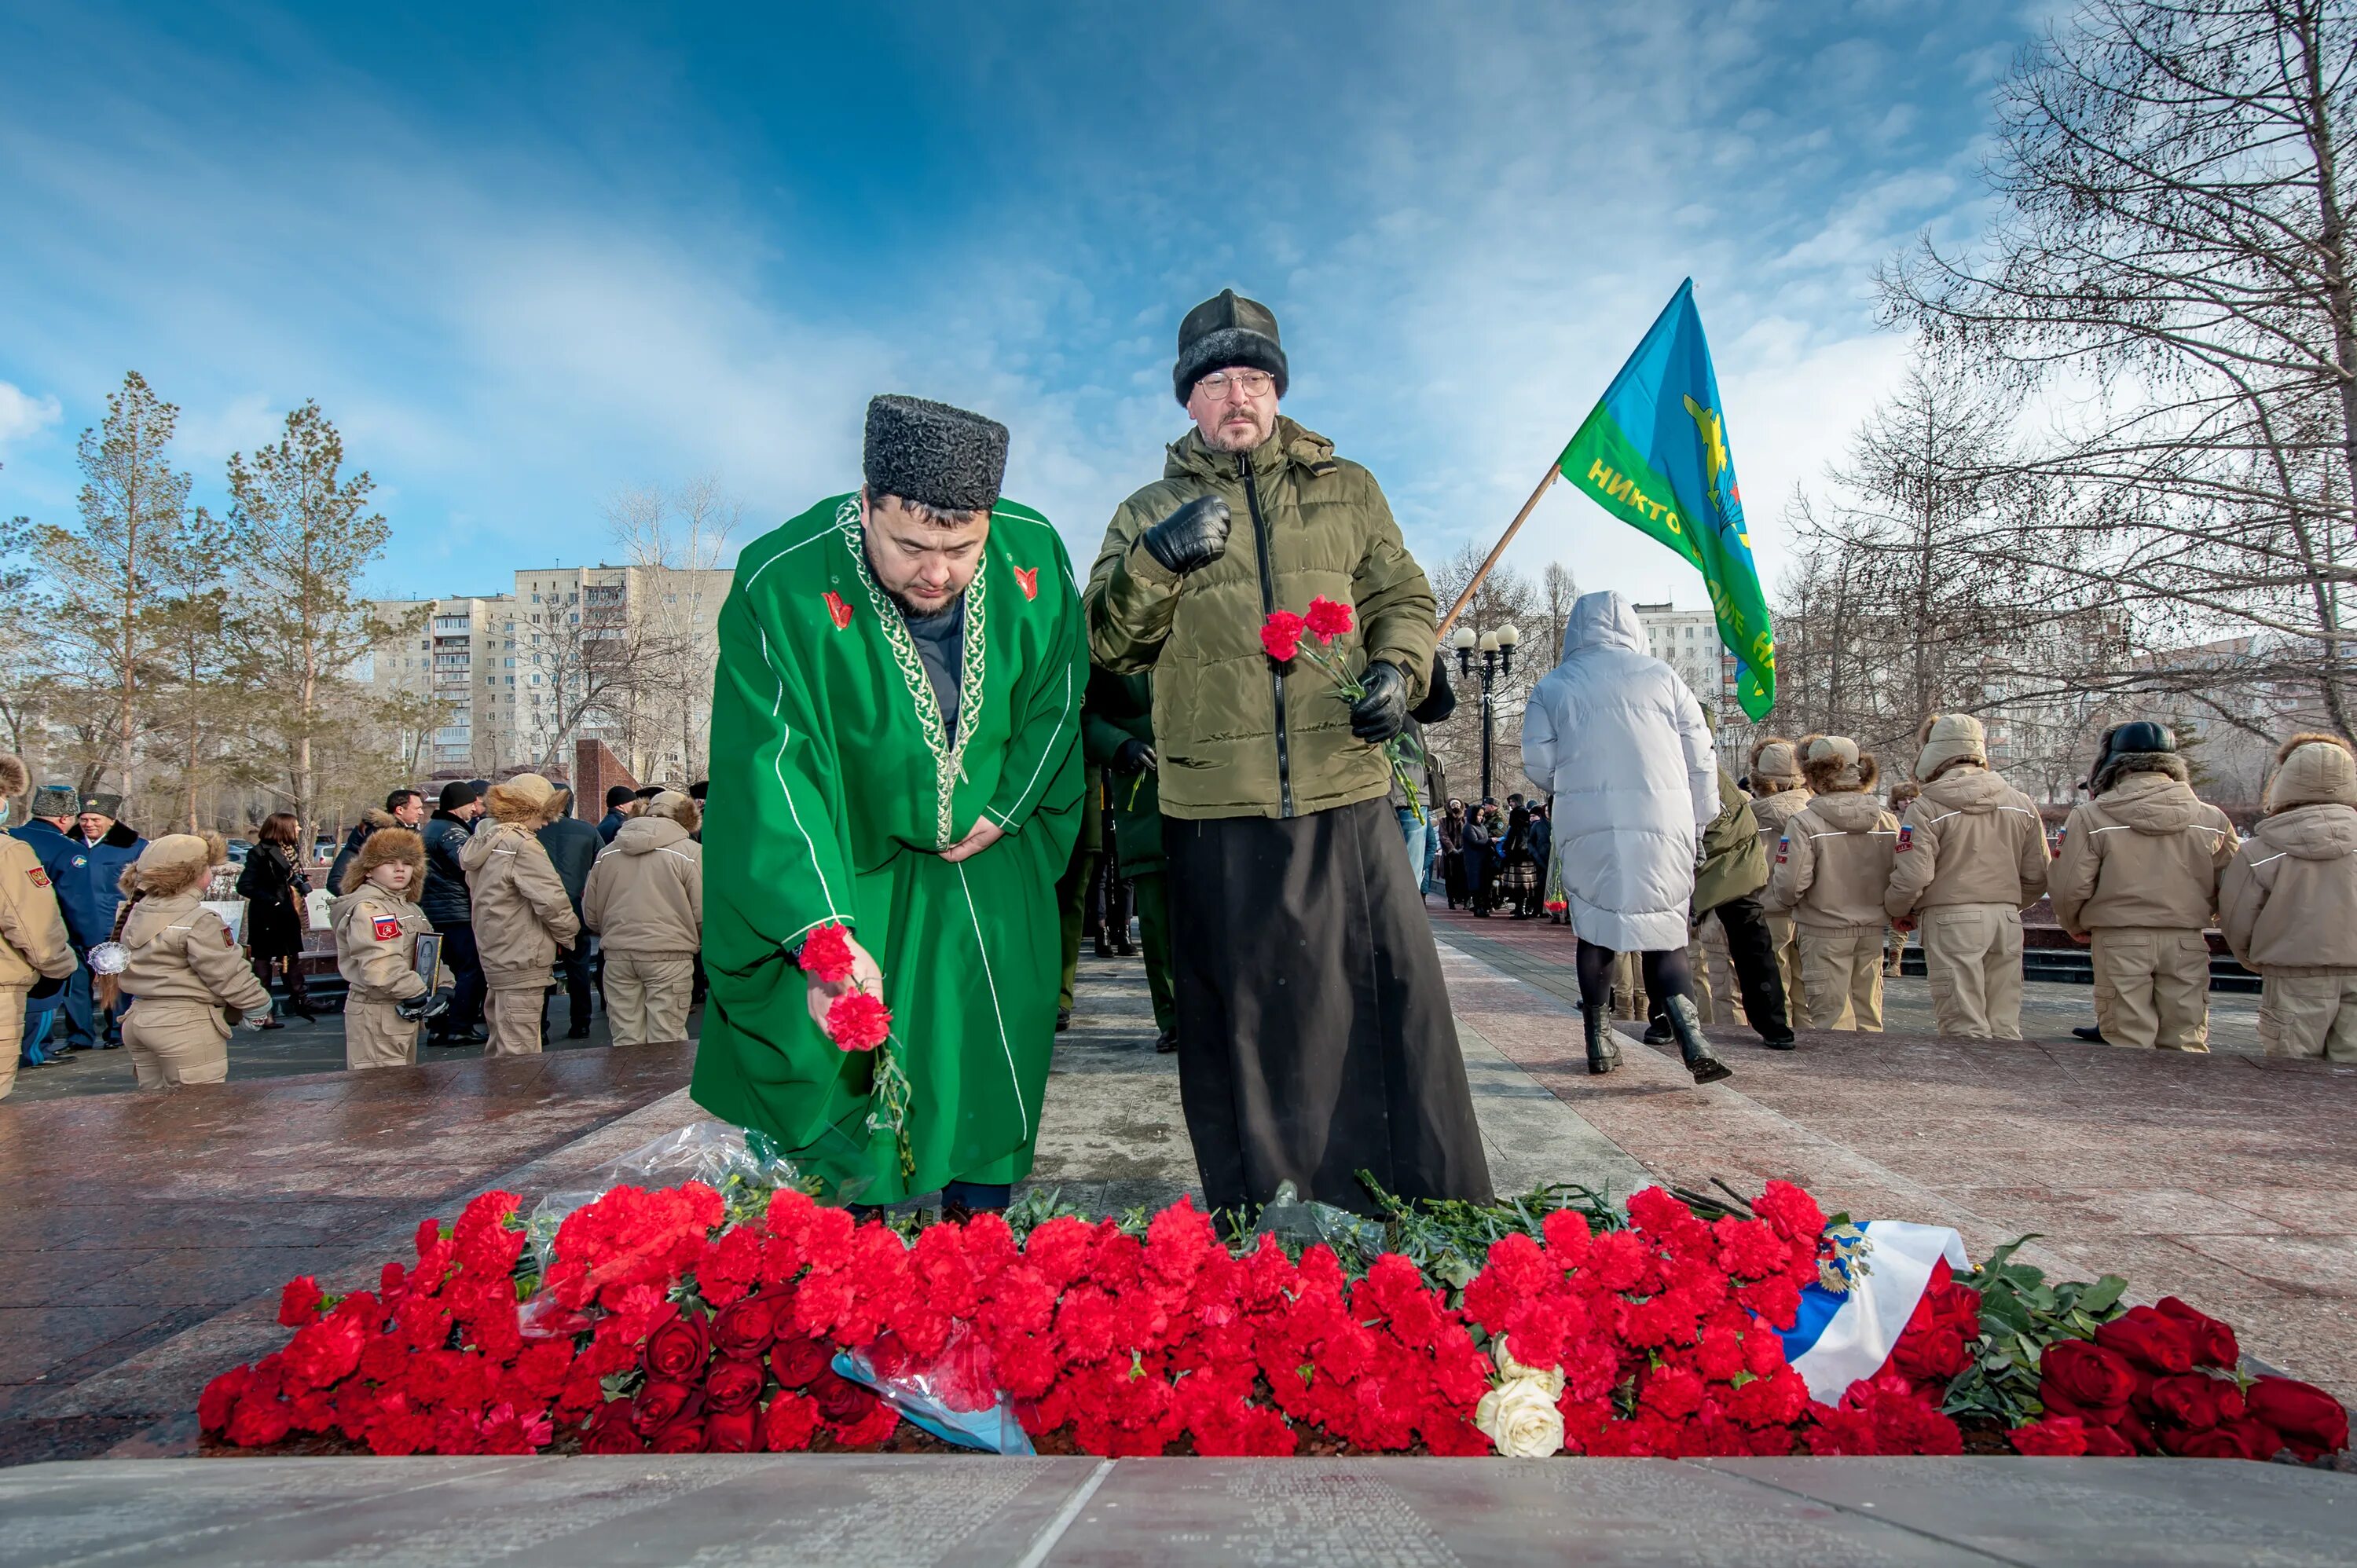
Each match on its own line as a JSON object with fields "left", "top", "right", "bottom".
{"left": 831, "top": 1323, "right": 1035, "bottom": 1454}
{"left": 522, "top": 1122, "right": 801, "bottom": 1285}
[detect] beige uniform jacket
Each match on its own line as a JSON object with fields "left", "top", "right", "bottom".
{"left": 2048, "top": 772, "right": 2238, "bottom": 935}
{"left": 120, "top": 892, "right": 273, "bottom": 1016}
{"left": 460, "top": 821, "right": 581, "bottom": 988}
{"left": 2219, "top": 803, "right": 2357, "bottom": 975}
{"left": 582, "top": 817, "right": 703, "bottom": 959}
{"left": 1764, "top": 791, "right": 1901, "bottom": 929}
{"left": 1885, "top": 766, "right": 2051, "bottom": 918}
{"left": 1750, "top": 787, "right": 1812, "bottom": 863}
{"left": 0, "top": 835, "right": 75, "bottom": 989}
{"left": 332, "top": 884, "right": 432, "bottom": 1002}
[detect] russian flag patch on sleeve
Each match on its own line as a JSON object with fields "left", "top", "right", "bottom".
{"left": 372, "top": 915, "right": 402, "bottom": 942}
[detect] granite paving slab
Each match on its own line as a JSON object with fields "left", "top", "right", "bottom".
{"left": 2, "top": 1456, "right": 2349, "bottom": 1566}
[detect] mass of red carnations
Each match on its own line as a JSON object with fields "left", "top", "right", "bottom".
{"left": 198, "top": 1178, "right": 2345, "bottom": 1463}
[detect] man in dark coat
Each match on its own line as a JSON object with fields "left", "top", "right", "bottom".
{"left": 598, "top": 786, "right": 637, "bottom": 845}
{"left": 327, "top": 789, "right": 425, "bottom": 896}
{"left": 420, "top": 780, "right": 486, "bottom": 1045}
{"left": 12, "top": 783, "right": 81, "bottom": 1064}
{"left": 537, "top": 787, "right": 603, "bottom": 1039}
{"left": 60, "top": 793, "right": 144, "bottom": 1050}
{"left": 1085, "top": 288, "right": 1490, "bottom": 1219}
{"left": 1082, "top": 667, "right": 1177, "bottom": 1049}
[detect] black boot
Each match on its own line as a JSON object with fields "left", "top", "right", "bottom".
{"left": 1584, "top": 1008, "right": 1621, "bottom": 1076}
{"left": 1664, "top": 995, "right": 1732, "bottom": 1084}
{"left": 1642, "top": 1012, "right": 1673, "bottom": 1045}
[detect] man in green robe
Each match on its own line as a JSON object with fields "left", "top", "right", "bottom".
{"left": 693, "top": 395, "right": 1086, "bottom": 1213}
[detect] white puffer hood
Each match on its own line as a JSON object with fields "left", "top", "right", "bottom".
{"left": 1562, "top": 591, "right": 1647, "bottom": 661}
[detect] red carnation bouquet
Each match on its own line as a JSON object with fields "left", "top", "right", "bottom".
{"left": 798, "top": 923, "right": 915, "bottom": 1181}
{"left": 1263, "top": 595, "right": 1433, "bottom": 822}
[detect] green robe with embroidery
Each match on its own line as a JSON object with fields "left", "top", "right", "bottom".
{"left": 692, "top": 493, "right": 1086, "bottom": 1203}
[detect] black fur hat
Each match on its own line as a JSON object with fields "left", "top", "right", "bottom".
{"left": 862, "top": 395, "right": 1008, "bottom": 514}
{"left": 1174, "top": 288, "right": 1289, "bottom": 405}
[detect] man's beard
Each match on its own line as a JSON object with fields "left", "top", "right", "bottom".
{"left": 1204, "top": 414, "right": 1269, "bottom": 452}
{"left": 886, "top": 582, "right": 964, "bottom": 619}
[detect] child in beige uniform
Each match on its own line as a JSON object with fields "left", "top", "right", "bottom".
{"left": 332, "top": 827, "right": 445, "bottom": 1068}
{"left": 112, "top": 833, "right": 271, "bottom": 1088}
{"left": 1764, "top": 736, "right": 1901, "bottom": 1031}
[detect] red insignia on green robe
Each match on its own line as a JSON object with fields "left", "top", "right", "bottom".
{"left": 823, "top": 591, "right": 854, "bottom": 629}
{"left": 1014, "top": 565, "right": 1038, "bottom": 600}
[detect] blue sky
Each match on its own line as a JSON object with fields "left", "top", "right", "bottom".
{"left": 0, "top": 2, "right": 2029, "bottom": 610}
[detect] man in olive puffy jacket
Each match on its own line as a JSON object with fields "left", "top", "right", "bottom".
{"left": 1084, "top": 288, "right": 1490, "bottom": 1219}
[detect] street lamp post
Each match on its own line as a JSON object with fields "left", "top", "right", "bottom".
{"left": 1453, "top": 622, "right": 1519, "bottom": 800}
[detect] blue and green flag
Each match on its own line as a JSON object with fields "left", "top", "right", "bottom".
{"left": 1559, "top": 280, "right": 1775, "bottom": 720}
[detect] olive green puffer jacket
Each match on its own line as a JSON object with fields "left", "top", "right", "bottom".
{"left": 1086, "top": 419, "right": 1437, "bottom": 820}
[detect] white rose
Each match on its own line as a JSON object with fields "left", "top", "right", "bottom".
{"left": 1491, "top": 1339, "right": 1567, "bottom": 1398}
{"left": 1475, "top": 1374, "right": 1566, "bottom": 1458}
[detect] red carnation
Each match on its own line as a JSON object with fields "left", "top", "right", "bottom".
{"left": 2093, "top": 1305, "right": 2194, "bottom": 1375}
{"left": 283, "top": 1314, "right": 367, "bottom": 1390}
{"left": 1260, "top": 610, "right": 1304, "bottom": 662}
{"left": 797, "top": 923, "right": 856, "bottom": 985}
{"left": 277, "top": 1276, "right": 325, "bottom": 1328}
{"left": 2010, "top": 1415, "right": 2090, "bottom": 1456}
{"left": 832, "top": 1399, "right": 902, "bottom": 1447}
{"left": 2154, "top": 1295, "right": 2240, "bottom": 1369}
{"left": 2038, "top": 1339, "right": 2136, "bottom": 1424}
{"left": 706, "top": 1354, "right": 768, "bottom": 1414}
{"left": 644, "top": 1313, "right": 710, "bottom": 1381}
{"left": 199, "top": 1366, "right": 251, "bottom": 1433}
{"left": 761, "top": 1390, "right": 820, "bottom": 1452}
{"left": 1303, "top": 595, "right": 1354, "bottom": 643}
{"left": 771, "top": 1335, "right": 834, "bottom": 1389}
{"left": 225, "top": 1394, "right": 294, "bottom": 1449}
{"left": 826, "top": 991, "right": 892, "bottom": 1052}
{"left": 2245, "top": 1376, "right": 2349, "bottom": 1461}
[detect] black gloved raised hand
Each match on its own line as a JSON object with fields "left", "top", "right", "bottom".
{"left": 1350, "top": 661, "right": 1410, "bottom": 743}
{"left": 397, "top": 986, "right": 455, "bottom": 1024}
{"left": 1112, "top": 738, "right": 1158, "bottom": 775}
{"left": 1138, "top": 495, "right": 1232, "bottom": 575}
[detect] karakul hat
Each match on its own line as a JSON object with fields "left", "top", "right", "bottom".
{"left": 30, "top": 783, "right": 76, "bottom": 817}
{"left": 2266, "top": 733, "right": 2357, "bottom": 811}
{"left": 1915, "top": 713, "right": 1987, "bottom": 780}
{"left": 79, "top": 793, "right": 124, "bottom": 817}
{"left": 1174, "top": 288, "right": 1288, "bottom": 405}
{"left": 862, "top": 395, "right": 1009, "bottom": 514}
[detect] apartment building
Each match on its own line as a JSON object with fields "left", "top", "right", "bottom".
{"left": 368, "top": 562, "right": 731, "bottom": 782}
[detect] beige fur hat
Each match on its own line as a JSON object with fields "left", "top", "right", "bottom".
{"left": 2266, "top": 732, "right": 2357, "bottom": 812}
{"left": 123, "top": 832, "right": 225, "bottom": 898}
{"left": 342, "top": 826, "right": 426, "bottom": 894}
{"left": 645, "top": 790, "right": 702, "bottom": 835}
{"left": 1915, "top": 713, "right": 1987, "bottom": 780}
{"left": 1802, "top": 735, "right": 1877, "bottom": 793}
{"left": 0, "top": 753, "right": 27, "bottom": 800}
{"left": 483, "top": 771, "right": 555, "bottom": 823}
{"left": 1748, "top": 735, "right": 1802, "bottom": 789}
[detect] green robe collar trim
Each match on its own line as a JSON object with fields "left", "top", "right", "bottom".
{"left": 834, "top": 496, "right": 991, "bottom": 848}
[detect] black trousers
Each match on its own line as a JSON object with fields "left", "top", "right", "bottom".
{"left": 1166, "top": 797, "right": 1494, "bottom": 1218}
{"left": 1706, "top": 893, "right": 1792, "bottom": 1042}
{"left": 432, "top": 920, "right": 485, "bottom": 1035}
{"left": 557, "top": 937, "right": 595, "bottom": 1031}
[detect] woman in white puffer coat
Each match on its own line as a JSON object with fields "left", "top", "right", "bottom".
{"left": 1522, "top": 591, "right": 1730, "bottom": 1084}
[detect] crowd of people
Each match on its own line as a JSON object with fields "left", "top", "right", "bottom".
{"left": 0, "top": 769, "right": 711, "bottom": 1100}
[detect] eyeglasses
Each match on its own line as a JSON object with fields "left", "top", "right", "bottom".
{"left": 1194, "top": 369, "right": 1275, "bottom": 399}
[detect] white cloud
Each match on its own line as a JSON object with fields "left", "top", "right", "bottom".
{"left": 0, "top": 381, "right": 62, "bottom": 448}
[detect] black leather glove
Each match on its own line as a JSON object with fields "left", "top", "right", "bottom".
{"left": 1112, "top": 738, "right": 1157, "bottom": 775}
{"left": 1138, "top": 495, "right": 1231, "bottom": 575}
{"left": 1350, "top": 661, "right": 1410, "bottom": 743}
{"left": 397, "top": 986, "right": 455, "bottom": 1024}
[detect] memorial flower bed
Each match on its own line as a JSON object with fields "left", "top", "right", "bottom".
{"left": 200, "top": 1174, "right": 2347, "bottom": 1463}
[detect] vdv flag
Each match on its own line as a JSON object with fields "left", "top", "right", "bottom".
{"left": 1776, "top": 1221, "right": 1970, "bottom": 1404}
{"left": 1559, "top": 280, "right": 1776, "bottom": 720}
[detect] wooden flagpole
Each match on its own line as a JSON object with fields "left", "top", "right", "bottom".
{"left": 1436, "top": 457, "right": 1563, "bottom": 642}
